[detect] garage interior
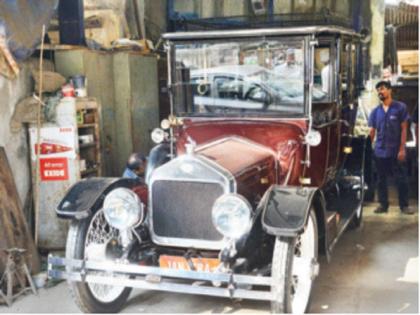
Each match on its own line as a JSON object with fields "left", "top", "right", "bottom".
{"left": 0, "top": 0, "right": 418, "bottom": 313}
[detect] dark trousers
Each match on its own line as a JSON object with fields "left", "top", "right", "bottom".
{"left": 375, "top": 157, "right": 409, "bottom": 210}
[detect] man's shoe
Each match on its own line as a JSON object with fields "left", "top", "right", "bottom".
{"left": 374, "top": 206, "right": 388, "bottom": 214}
{"left": 401, "top": 207, "right": 415, "bottom": 215}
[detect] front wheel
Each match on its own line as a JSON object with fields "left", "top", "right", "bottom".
{"left": 271, "top": 209, "right": 319, "bottom": 313}
{"left": 66, "top": 209, "right": 132, "bottom": 313}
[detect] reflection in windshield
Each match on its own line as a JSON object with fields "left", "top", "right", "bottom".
{"left": 172, "top": 38, "right": 328, "bottom": 116}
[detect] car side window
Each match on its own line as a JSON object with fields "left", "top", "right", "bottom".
{"left": 313, "top": 44, "right": 333, "bottom": 102}
{"left": 340, "top": 38, "right": 352, "bottom": 104}
{"left": 349, "top": 43, "right": 357, "bottom": 101}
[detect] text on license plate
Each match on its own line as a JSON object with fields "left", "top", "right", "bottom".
{"left": 159, "top": 255, "right": 220, "bottom": 272}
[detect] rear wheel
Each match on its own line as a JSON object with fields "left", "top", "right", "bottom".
{"left": 271, "top": 209, "right": 319, "bottom": 313}
{"left": 66, "top": 209, "right": 131, "bottom": 313}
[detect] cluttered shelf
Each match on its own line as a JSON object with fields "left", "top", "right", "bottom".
{"left": 77, "top": 123, "right": 97, "bottom": 128}
{"left": 81, "top": 167, "right": 99, "bottom": 177}
{"left": 79, "top": 142, "right": 97, "bottom": 149}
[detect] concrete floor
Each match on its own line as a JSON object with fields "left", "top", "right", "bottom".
{"left": 1, "top": 196, "right": 418, "bottom": 313}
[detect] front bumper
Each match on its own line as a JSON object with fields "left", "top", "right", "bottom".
{"left": 48, "top": 255, "right": 274, "bottom": 301}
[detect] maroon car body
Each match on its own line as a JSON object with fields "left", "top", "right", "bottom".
{"left": 49, "top": 26, "right": 369, "bottom": 314}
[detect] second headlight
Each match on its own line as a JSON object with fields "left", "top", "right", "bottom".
{"left": 103, "top": 188, "right": 144, "bottom": 230}
{"left": 212, "top": 194, "right": 252, "bottom": 239}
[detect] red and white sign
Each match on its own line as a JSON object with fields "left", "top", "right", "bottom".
{"left": 30, "top": 126, "right": 77, "bottom": 160}
{"left": 40, "top": 158, "right": 69, "bottom": 181}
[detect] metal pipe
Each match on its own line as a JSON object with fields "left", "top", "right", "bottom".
{"left": 166, "top": 42, "right": 175, "bottom": 159}
{"left": 162, "top": 26, "right": 361, "bottom": 40}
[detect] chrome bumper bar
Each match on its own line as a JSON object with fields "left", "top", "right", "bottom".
{"left": 48, "top": 256, "right": 274, "bottom": 301}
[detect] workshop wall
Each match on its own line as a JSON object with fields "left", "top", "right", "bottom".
{"left": 145, "top": 0, "right": 167, "bottom": 41}
{"left": 54, "top": 50, "right": 159, "bottom": 176}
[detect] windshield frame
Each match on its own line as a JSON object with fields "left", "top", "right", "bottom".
{"left": 166, "top": 35, "right": 313, "bottom": 118}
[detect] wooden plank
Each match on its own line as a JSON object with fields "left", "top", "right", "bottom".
{"left": 38, "top": 44, "right": 88, "bottom": 51}
{"left": 0, "top": 147, "right": 40, "bottom": 274}
{"left": 0, "top": 35, "right": 19, "bottom": 78}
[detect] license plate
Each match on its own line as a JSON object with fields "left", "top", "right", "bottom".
{"left": 159, "top": 255, "right": 220, "bottom": 272}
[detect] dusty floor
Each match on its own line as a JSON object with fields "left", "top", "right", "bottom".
{"left": 0, "top": 195, "right": 418, "bottom": 313}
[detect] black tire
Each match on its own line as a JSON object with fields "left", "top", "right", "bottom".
{"left": 349, "top": 204, "right": 363, "bottom": 229}
{"left": 66, "top": 212, "right": 131, "bottom": 313}
{"left": 349, "top": 175, "right": 364, "bottom": 229}
{"left": 271, "top": 210, "right": 318, "bottom": 313}
{"left": 363, "top": 138, "right": 376, "bottom": 202}
{"left": 363, "top": 185, "right": 375, "bottom": 202}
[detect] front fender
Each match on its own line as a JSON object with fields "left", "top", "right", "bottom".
{"left": 260, "top": 185, "right": 318, "bottom": 237}
{"left": 56, "top": 177, "right": 139, "bottom": 220}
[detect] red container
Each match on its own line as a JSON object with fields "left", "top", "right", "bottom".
{"left": 62, "top": 84, "right": 75, "bottom": 97}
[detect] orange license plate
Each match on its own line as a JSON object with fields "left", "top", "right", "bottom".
{"left": 159, "top": 255, "right": 220, "bottom": 272}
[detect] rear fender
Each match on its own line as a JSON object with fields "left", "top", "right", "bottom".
{"left": 56, "top": 177, "right": 140, "bottom": 220}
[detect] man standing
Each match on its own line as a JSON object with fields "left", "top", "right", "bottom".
{"left": 368, "top": 81, "right": 414, "bottom": 214}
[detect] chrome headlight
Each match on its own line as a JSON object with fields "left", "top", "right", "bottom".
{"left": 103, "top": 188, "right": 144, "bottom": 230}
{"left": 151, "top": 128, "right": 165, "bottom": 144}
{"left": 212, "top": 194, "right": 252, "bottom": 239}
{"left": 305, "top": 129, "right": 322, "bottom": 146}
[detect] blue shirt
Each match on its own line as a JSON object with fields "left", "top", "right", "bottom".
{"left": 122, "top": 168, "right": 138, "bottom": 179}
{"left": 368, "top": 101, "right": 409, "bottom": 158}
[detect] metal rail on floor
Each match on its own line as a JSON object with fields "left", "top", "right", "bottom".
{"left": 48, "top": 255, "right": 275, "bottom": 301}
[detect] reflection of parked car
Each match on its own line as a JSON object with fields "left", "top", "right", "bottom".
{"left": 191, "top": 65, "right": 277, "bottom": 111}
{"left": 49, "top": 26, "right": 369, "bottom": 314}
{"left": 191, "top": 65, "right": 327, "bottom": 113}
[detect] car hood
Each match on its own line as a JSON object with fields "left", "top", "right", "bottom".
{"left": 196, "top": 136, "right": 277, "bottom": 204}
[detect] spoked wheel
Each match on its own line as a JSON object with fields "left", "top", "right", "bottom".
{"left": 271, "top": 209, "right": 319, "bottom": 314}
{"left": 66, "top": 209, "right": 132, "bottom": 313}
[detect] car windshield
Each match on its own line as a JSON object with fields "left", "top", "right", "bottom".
{"left": 171, "top": 37, "right": 319, "bottom": 117}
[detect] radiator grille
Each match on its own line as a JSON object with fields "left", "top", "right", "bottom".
{"left": 152, "top": 180, "right": 224, "bottom": 240}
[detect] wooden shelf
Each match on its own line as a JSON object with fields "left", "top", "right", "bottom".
{"left": 81, "top": 167, "right": 99, "bottom": 177}
{"left": 77, "top": 98, "right": 102, "bottom": 177}
{"left": 76, "top": 98, "right": 100, "bottom": 110}
{"left": 79, "top": 142, "right": 97, "bottom": 149}
{"left": 78, "top": 123, "right": 97, "bottom": 128}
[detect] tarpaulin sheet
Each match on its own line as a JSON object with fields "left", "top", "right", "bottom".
{"left": 0, "top": 0, "right": 58, "bottom": 61}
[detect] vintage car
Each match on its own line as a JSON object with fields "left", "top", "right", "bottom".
{"left": 49, "top": 26, "right": 370, "bottom": 313}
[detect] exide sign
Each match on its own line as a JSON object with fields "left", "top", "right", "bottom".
{"left": 40, "top": 158, "right": 69, "bottom": 181}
